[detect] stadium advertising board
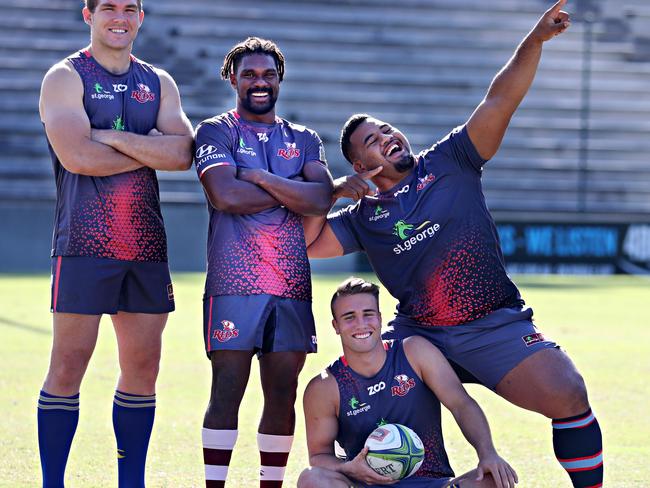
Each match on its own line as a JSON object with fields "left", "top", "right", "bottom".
{"left": 496, "top": 222, "right": 650, "bottom": 275}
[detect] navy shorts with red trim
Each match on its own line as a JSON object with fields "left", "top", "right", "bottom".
{"left": 203, "top": 294, "right": 317, "bottom": 357}
{"left": 384, "top": 309, "right": 558, "bottom": 390}
{"left": 51, "top": 256, "right": 175, "bottom": 315}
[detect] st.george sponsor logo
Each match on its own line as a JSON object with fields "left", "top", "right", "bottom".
{"left": 131, "top": 83, "right": 156, "bottom": 103}
{"left": 392, "top": 220, "right": 440, "bottom": 255}
{"left": 278, "top": 142, "right": 301, "bottom": 160}
{"left": 195, "top": 144, "right": 226, "bottom": 163}
{"left": 345, "top": 396, "right": 371, "bottom": 417}
{"left": 391, "top": 374, "right": 416, "bottom": 397}
{"left": 237, "top": 137, "right": 257, "bottom": 157}
{"left": 91, "top": 82, "right": 115, "bottom": 101}
{"left": 369, "top": 205, "right": 390, "bottom": 222}
{"left": 213, "top": 320, "right": 239, "bottom": 342}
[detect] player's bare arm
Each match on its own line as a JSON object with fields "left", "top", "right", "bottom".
{"left": 39, "top": 61, "right": 142, "bottom": 176}
{"left": 200, "top": 164, "right": 281, "bottom": 214}
{"left": 303, "top": 373, "right": 396, "bottom": 485}
{"left": 303, "top": 166, "right": 381, "bottom": 254}
{"left": 90, "top": 69, "right": 193, "bottom": 171}
{"left": 237, "top": 160, "right": 333, "bottom": 216}
{"left": 466, "top": 0, "right": 571, "bottom": 160}
{"left": 404, "top": 337, "right": 518, "bottom": 488}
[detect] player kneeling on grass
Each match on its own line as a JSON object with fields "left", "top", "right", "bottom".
{"left": 298, "top": 278, "right": 517, "bottom": 488}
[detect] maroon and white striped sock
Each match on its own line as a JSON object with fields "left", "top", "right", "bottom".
{"left": 202, "top": 428, "right": 237, "bottom": 488}
{"left": 257, "top": 433, "right": 294, "bottom": 487}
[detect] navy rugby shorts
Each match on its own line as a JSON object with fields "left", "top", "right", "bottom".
{"left": 50, "top": 256, "right": 174, "bottom": 315}
{"left": 384, "top": 308, "right": 558, "bottom": 390}
{"left": 203, "top": 294, "right": 317, "bottom": 357}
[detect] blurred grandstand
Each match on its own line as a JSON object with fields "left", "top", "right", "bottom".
{"left": 1, "top": 0, "right": 649, "bottom": 271}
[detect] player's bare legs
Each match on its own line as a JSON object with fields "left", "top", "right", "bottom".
{"left": 496, "top": 348, "right": 602, "bottom": 487}
{"left": 112, "top": 312, "right": 168, "bottom": 394}
{"left": 203, "top": 350, "right": 254, "bottom": 487}
{"left": 259, "top": 351, "right": 306, "bottom": 433}
{"left": 258, "top": 351, "right": 306, "bottom": 486}
{"left": 43, "top": 313, "right": 102, "bottom": 395}
{"left": 111, "top": 312, "right": 168, "bottom": 488}
{"left": 495, "top": 348, "right": 588, "bottom": 418}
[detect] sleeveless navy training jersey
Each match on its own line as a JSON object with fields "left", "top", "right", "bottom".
{"left": 194, "top": 110, "right": 326, "bottom": 300}
{"left": 329, "top": 126, "right": 525, "bottom": 327}
{"left": 329, "top": 341, "right": 454, "bottom": 479}
{"left": 47, "top": 50, "right": 167, "bottom": 262}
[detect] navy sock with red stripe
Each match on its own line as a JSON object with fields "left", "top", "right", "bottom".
{"left": 552, "top": 408, "right": 603, "bottom": 488}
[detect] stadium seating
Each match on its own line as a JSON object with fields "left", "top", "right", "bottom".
{"left": 1, "top": 0, "right": 649, "bottom": 215}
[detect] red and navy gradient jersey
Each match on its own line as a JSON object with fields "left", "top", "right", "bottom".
{"left": 329, "top": 126, "right": 525, "bottom": 327}
{"left": 329, "top": 340, "right": 454, "bottom": 479}
{"left": 47, "top": 50, "right": 167, "bottom": 262}
{"left": 194, "top": 110, "right": 326, "bottom": 300}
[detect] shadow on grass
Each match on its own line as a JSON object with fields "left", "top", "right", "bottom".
{"left": 0, "top": 316, "right": 50, "bottom": 335}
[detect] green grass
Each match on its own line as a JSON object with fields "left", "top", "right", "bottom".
{"left": 1, "top": 273, "right": 649, "bottom": 486}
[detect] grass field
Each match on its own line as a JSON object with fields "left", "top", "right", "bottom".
{"left": 1, "top": 273, "right": 649, "bottom": 487}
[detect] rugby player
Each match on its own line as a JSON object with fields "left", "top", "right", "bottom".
{"left": 298, "top": 277, "right": 517, "bottom": 488}
{"left": 38, "top": 0, "right": 193, "bottom": 486}
{"left": 193, "top": 37, "right": 333, "bottom": 487}
{"left": 305, "top": 2, "right": 603, "bottom": 487}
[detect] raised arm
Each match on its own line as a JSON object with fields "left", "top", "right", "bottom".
{"left": 466, "top": 0, "right": 571, "bottom": 160}
{"left": 303, "top": 373, "right": 395, "bottom": 485}
{"left": 404, "top": 337, "right": 518, "bottom": 488}
{"left": 39, "top": 61, "right": 142, "bottom": 176}
{"left": 90, "top": 69, "right": 194, "bottom": 171}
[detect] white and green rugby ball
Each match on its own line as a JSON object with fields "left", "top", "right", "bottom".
{"left": 364, "top": 423, "right": 425, "bottom": 480}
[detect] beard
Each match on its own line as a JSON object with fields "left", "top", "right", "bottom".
{"left": 394, "top": 153, "right": 415, "bottom": 173}
{"left": 240, "top": 88, "right": 278, "bottom": 115}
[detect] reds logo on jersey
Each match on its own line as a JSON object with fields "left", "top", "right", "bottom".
{"left": 131, "top": 83, "right": 156, "bottom": 103}
{"left": 213, "top": 320, "right": 239, "bottom": 342}
{"left": 278, "top": 142, "right": 301, "bottom": 160}
{"left": 391, "top": 374, "right": 416, "bottom": 397}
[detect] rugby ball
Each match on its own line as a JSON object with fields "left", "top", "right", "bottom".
{"left": 364, "top": 423, "right": 425, "bottom": 480}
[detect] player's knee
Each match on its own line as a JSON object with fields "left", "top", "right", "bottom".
{"left": 263, "top": 376, "right": 300, "bottom": 404}
{"left": 47, "top": 349, "right": 92, "bottom": 387}
{"left": 297, "top": 467, "right": 326, "bottom": 488}
{"left": 542, "top": 371, "right": 590, "bottom": 418}
{"left": 120, "top": 353, "right": 160, "bottom": 386}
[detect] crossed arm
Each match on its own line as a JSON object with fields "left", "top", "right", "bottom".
{"left": 39, "top": 62, "right": 193, "bottom": 176}
{"left": 201, "top": 160, "right": 333, "bottom": 216}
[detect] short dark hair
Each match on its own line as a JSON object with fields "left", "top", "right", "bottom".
{"left": 85, "top": 0, "right": 142, "bottom": 12}
{"left": 340, "top": 114, "right": 370, "bottom": 164}
{"left": 220, "top": 37, "right": 286, "bottom": 82}
{"left": 330, "top": 276, "right": 380, "bottom": 317}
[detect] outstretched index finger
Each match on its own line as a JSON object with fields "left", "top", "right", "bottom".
{"left": 547, "top": 0, "right": 567, "bottom": 16}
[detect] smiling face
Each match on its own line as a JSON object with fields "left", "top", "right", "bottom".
{"left": 332, "top": 293, "right": 383, "bottom": 355}
{"left": 230, "top": 53, "right": 280, "bottom": 122}
{"left": 349, "top": 117, "right": 415, "bottom": 181}
{"left": 83, "top": 0, "right": 143, "bottom": 52}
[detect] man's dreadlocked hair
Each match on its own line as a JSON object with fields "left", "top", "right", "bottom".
{"left": 220, "top": 37, "right": 285, "bottom": 82}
